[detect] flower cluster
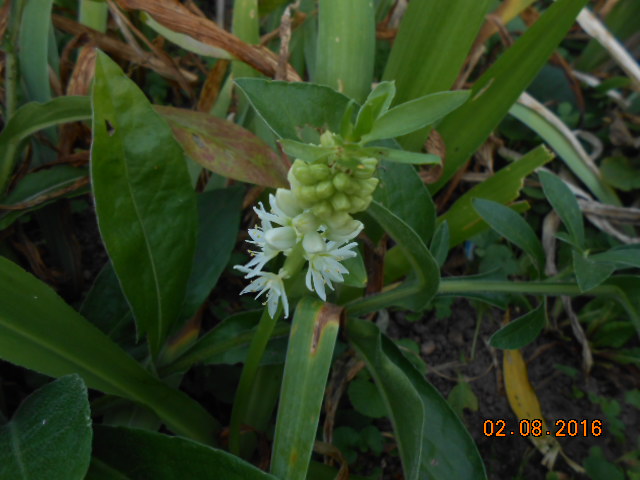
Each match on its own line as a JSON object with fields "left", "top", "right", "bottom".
{"left": 235, "top": 132, "right": 379, "bottom": 318}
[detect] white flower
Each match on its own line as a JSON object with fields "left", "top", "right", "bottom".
{"left": 305, "top": 241, "right": 358, "bottom": 301}
{"left": 235, "top": 267, "right": 289, "bottom": 318}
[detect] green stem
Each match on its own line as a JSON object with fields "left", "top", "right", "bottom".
{"left": 437, "top": 279, "right": 618, "bottom": 296}
{"left": 228, "top": 306, "right": 281, "bottom": 455}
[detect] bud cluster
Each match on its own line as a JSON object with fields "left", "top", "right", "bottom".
{"left": 288, "top": 132, "right": 379, "bottom": 233}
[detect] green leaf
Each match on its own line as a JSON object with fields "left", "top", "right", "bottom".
{"left": 473, "top": 198, "right": 545, "bottom": 271}
{"left": 573, "top": 250, "right": 616, "bottom": 292}
{"left": 157, "top": 105, "right": 288, "bottom": 188}
{"left": 432, "top": 0, "right": 589, "bottom": 192}
{"left": 0, "top": 165, "right": 88, "bottom": 229}
{"left": 0, "top": 375, "right": 92, "bottom": 480}
{"left": 346, "top": 201, "right": 440, "bottom": 315}
{"left": 271, "top": 298, "right": 341, "bottom": 480}
{"left": 362, "top": 146, "right": 441, "bottom": 165}
{"left": 589, "top": 246, "right": 640, "bottom": 269}
{"left": 347, "top": 376, "right": 388, "bottom": 418}
{"left": 383, "top": 0, "right": 489, "bottom": 106}
{"left": 362, "top": 91, "right": 470, "bottom": 143}
{"left": 18, "top": 0, "right": 54, "bottom": 103}
{"left": 538, "top": 170, "right": 585, "bottom": 249}
{"left": 341, "top": 249, "right": 367, "bottom": 288}
{"left": 91, "top": 51, "right": 198, "bottom": 354}
{"left": 315, "top": 0, "right": 375, "bottom": 103}
{"left": 278, "top": 139, "right": 333, "bottom": 163}
{"left": 605, "top": 276, "right": 640, "bottom": 338}
{"left": 161, "top": 311, "right": 289, "bottom": 375}
{"left": 0, "top": 256, "right": 219, "bottom": 443}
{"left": 347, "top": 318, "right": 487, "bottom": 480}
{"left": 489, "top": 302, "right": 546, "bottom": 349}
{"left": 430, "top": 221, "right": 450, "bottom": 268}
{"left": 0, "top": 96, "right": 91, "bottom": 193}
{"left": 440, "top": 145, "right": 554, "bottom": 247}
{"left": 235, "top": 78, "right": 352, "bottom": 142}
{"left": 447, "top": 380, "right": 479, "bottom": 418}
{"left": 353, "top": 81, "right": 397, "bottom": 138}
{"left": 600, "top": 156, "right": 640, "bottom": 192}
{"left": 375, "top": 162, "right": 436, "bottom": 242}
{"left": 180, "top": 188, "right": 243, "bottom": 320}
{"left": 583, "top": 446, "right": 625, "bottom": 480}
{"left": 509, "top": 101, "right": 620, "bottom": 205}
{"left": 88, "top": 425, "right": 277, "bottom": 480}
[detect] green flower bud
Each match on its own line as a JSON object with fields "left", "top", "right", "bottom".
{"left": 292, "top": 160, "right": 315, "bottom": 186}
{"left": 275, "top": 188, "right": 302, "bottom": 217}
{"left": 292, "top": 211, "right": 320, "bottom": 234}
{"left": 309, "top": 163, "right": 331, "bottom": 181}
{"left": 331, "top": 192, "right": 351, "bottom": 212}
{"left": 320, "top": 130, "right": 335, "bottom": 147}
{"left": 311, "top": 201, "right": 333, "bottom": 219}
{"left": 360, "top": 177, "right": 379, "bottom": 196}
{"left": 352, "top": 157, "right": 377, "bottom": 179}
{"left": 349, "top": 195, "right": 369, "bottom": 213}
{"left": 315, "top": 180, "right": 335, "bottom": 200}
{"left": 333, "top": 172, "right": 351, "bottom": 192}
{"left": 326, "top": 211, "right": 351, "bottom": 229}
{"left": 297, "top": 185, "right": 318, "bottom": 205}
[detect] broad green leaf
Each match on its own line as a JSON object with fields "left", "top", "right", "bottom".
{"left": 473, "top": 198, "right": 545, "bottom": 271}
{"left": 88, "top": 425, "right": 277, "bottom": 480}
{"left": 362, "top": 91, "right": 470, "bottom": 143}
{"left": 0, "top": 96, "right": 91, "bottom": 193}
{"left": 362, "top": 146, "right": 440, "bottom": 165}
{"left": 161, "top": 311, "right": 289, "bottom": 376}
{"left": 490, "top": 303, "right": 546, "bottom": 349}
{"left": 440, "top": 145, "right": 554, "bottom": 247}
{"left": 347, "top": 318, "right": 487, "bottom": 480}
{"left": 375, "top": 162, "right": 436, "bottom": 242}
{"left": 347, "top": 376, "right": 387, "bottom": 418}
{"left": 0, "top": 375, "right": 92, "bottom": 480}
{"left": 346, "top": 201, "right": 440, "bottom": 315}
{"left": 509, "top": 100, "right": 619, "bottom": 205}
{"left": 0, "top": 165, "right": 88, "bottom": 229}
{"left": 80, "top": 263, "right": 137, "bottom": 352}
{"left": 383, "top": 0, "right": 489, "bottom": 105}
{"left": 91, "top": 52, "right": 198, "bottom": 354}
{"left": 432, "top": 0, "right": 589, "bottom": 192}
{"left": 18, "top": 0, "right": 54, "bottom": 103}
{"left": 538, "top": 170, "right": 585, "bottom": 249}
{"left": 341, "top": 249, "right": 367, "bottom": 288}
{"left": 573, "top": 250, "right": 616, "bottom": 292}
{"left": 271, "top": 298, "right": 340, "bottom": 480}
{"left": 180, "top": 188, "right": 244, "bottom": 320}
{"left": 315, "top": 0, "right": 375, "bottom": 103}
{"left": 0, "top": 256, "right": 219, "bottom": 443}
{"left": 235, "top": 78, "right": 352, "bottom": 142}
{"left": 157, "top": 106, "right": 288, "bottom": 188}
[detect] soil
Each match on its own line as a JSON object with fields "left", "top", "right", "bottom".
{"left": 385, "top": 299, "right": 640, "bottom": 480}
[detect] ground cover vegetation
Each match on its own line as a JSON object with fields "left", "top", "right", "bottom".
{"left": 0, "top": 0, "right": 639, "bottom": 478}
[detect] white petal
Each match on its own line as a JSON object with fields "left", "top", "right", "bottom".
{"left": 265, "top": 226, "right": 297, "bottom": 251}
{"left": 302, "top": 231, "right": 325, "bottom": 254}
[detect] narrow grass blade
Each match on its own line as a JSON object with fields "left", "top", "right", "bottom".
{"left": 383, "top": 0, "right": 489, "bottom": 105}
{"left": 0, "top": 256, "right": 219, "bottom": 443}
{"left": 271, "top": 298, "right": 341, "bottom": 480}
{"left": 0, "top": 96, "right": 91, "bottom": 193}
{"left": 432, "top": 0, "right": 589, "bottom": 192}
{"left": 509, "top": 94, "right": 619, "bottom": 205}
{"left": 19, "top": 0, "right": 54, "bottom": 102}
{"left": 91, "top": 52, "right": 198, "bottom": 355}
{"left": 315, "top": 0, "right": 375, "bottom": 102}
{"left": 440, "top": 145, "right": 554, "bottom": 247}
